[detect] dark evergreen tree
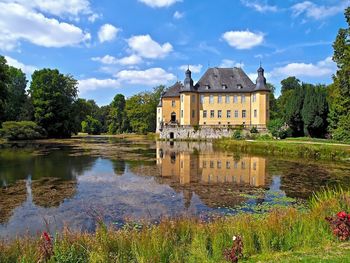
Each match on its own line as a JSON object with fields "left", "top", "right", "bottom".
{"left": 0, "top": 56, "right": 9, "bottom": 124}
{"left": 108, "top": 94, "right": 128, "bottom": 134}
{"left": 284, "top": 85, "right": 305, "bottom": 136}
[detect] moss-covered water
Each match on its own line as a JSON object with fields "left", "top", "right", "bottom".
{"left": 0, "top": 136, "right": 350, "bottom": 238}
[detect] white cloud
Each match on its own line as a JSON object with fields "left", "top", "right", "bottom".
{"left": 92, "top": 54, "right": 142, "bottom": 65}
{"left": 3, "top": 0, "right": 94, "bottom": 18}
{"left": 291, "top": 1, "right": 348, "bottom": 20}
{"left": 219, "top": 59, "right": 244, "bottom": 68}
{"left": 78, "top": 78, "right": 120, "bottom": 94}
{"left": 88, "top": 13, "right": 101, "bottom": 22}
{"left": 115, "top": 68, "right": 175, "bottom": 86}
{"left": 179, "top": 64, "right": 202, "bottom": 74}
{"left": 98, "top": 24, "right": 120, "bottom": 43}
{"left": 222, "top": 30, "right": 264, "bottom": 49}
{"left": 240, "top": 0, "right": 278, "bottom": 13}
{"left": 4, "top": 56, "right": 37, "bottom": 75}
{"left": 173, "top": 11, "right": 184, "bottom": 19}
{"left": 127, "top": 35, "right": 173, "bottom": 59}
{"left": 138, "top": 0, "right": 181, "bottom": 8}
{"left": 0, "top": 2, "right": 91, "bottom": 51}
{"left": 271, "top": 57, "right": 336, "bottom": 78}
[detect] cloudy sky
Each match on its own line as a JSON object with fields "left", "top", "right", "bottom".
{"left": 1, "top": 0, "right": 349, "bottom": 105}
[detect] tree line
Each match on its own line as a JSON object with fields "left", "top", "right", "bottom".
{"left": 0, "top": 59, "right": 164, "bottom": 139}
{"left": 267, "top": 7, "right": 350, "bottom": 141}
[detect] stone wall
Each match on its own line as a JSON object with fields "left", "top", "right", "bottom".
{"left": 159, "top": 126, "right": 249, "bottom": 140}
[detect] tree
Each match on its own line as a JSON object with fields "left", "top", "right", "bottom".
{"left": 281, "top": 76, "right": 301, "bottom": 94}
{"left": 81, "top": 115, "right": 102, "bottom": 135}
{"left": 267, "top": 83, "right": 278, "bottom": 120}
{"left": 301, "top": 84, "right": 329, "bottom": 137}
{"left": 328, "top": 7, "right": 350, "bottom": 141}
{"left": 284, "top": 85, "right": 305, "bottom": 137}
{"left": 71, "top": 98, "right": 100, "bottom": 134}
{"left": 29, "top": 69, "right": 78, "bottom": 138}
{"left": 108, "top": 94, "right": 128, "bottom": 134}
{"left": 0, "top": 56, "right": 9, "bottom": 124}
{"left": 4, "top": 66, "right": 27, "bottom": 121}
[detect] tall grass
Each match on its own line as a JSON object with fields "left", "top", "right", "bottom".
{"left": 214, "top": 138, "right": 350, "bottom": 161}
{"left": 0, "top": 189, "right": 349, "bottom": 262}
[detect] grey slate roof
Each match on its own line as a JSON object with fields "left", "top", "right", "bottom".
{"left": 194, "top": 67, "right": 257, "bottom": 93}
{"left": 162, "top": 81, "right": 182, "bottom": 97}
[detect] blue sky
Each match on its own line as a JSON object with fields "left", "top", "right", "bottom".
{"left": 1, "top": 0, "right": 349, "bottom": 105}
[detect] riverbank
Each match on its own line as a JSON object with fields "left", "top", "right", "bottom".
{"left": 0, "top": 189, "right": 349, "bottom": 262}
{"left": 214, "top": 138, "right": 350, "bottom": 162}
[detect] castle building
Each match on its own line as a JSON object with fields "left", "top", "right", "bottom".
{"left": 156, "top": 66, "right": 270, "bottom": 135}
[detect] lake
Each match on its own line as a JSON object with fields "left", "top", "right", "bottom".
{"left": 1, "top": 137, "right": 350, "bottom": 238}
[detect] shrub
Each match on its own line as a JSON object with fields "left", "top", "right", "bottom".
{"left": 326, "top": 211, "right": 350, "bottom": 241}
{"left": 267, "top": 119, "right": 289, "bottom": 139}
{"left": 193, "top": 124, "right": 200, "bottom": 132}
{"left": 81, "top": 116, "right": 102, "bottom": 135}
{"left": 232, "top": 130, "right": 242, "bottom": 140}
{"left": 0, "top": 121, "right": 46, "bottom": 140}
{"left": 250, "top": 126, "right": 259, "bottom": 134}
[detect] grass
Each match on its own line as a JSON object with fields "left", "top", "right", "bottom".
{"left": 214, "top": 138, "right": 350, "bottom": 162}
{"left": 285, "top": 137, "right": 350, "bottom": 145}
{"left": 1, "top": 188, "right": 350, "bottom": 262}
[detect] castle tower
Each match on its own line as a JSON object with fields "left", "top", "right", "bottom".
{"left": 180, "top": 68, "right": 198, "bottom": 126}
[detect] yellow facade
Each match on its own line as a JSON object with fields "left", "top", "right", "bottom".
{"left": 180, "top": 93, "right": 198, "bottom": 126}
{"left": 161, "top": 97, "right": 180, "bottom": 123}
{"left": 156, "top": 141, "right": 267, "bottom": 187}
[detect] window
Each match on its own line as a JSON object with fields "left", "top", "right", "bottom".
{"left": 210, "top": 110, "right": 215, "bottom": 118}
{"left": 218, "top": 95, "right": 222, "bottom": 103}
{"left": 172, "top": 100, "right": 175, "bottom": 107}
{"left": 203, "top": 161, "right": 207, "bottom": 168}
{"left": 200, "top": 95, "right": 204, "bottom": 104}
{"left": 234, "top": 161, "right": 238, "bottom": 168}
{"left": 209, "top": 95, "right": 214, "bottom": 104}
{"left": 234, "top": 110, "right": 238, "bottom": 118}
{"left": 191, "top": 95, "right": 195, "bottom": 102}
{"left": 210, "top": 161, "right": 214, "bottom": 168}
{"left": 225, "top": 95, "right": 230, "bottom": 103}
{"left": 234, "top": 95, "right": 238, "bottom": 103}
{"left": 254, "top": 109, "right": 257, "bottom": 118}
{"left": 222, "top": 84, "right": 227, "bottom": 89}
{"left": 253, "top": 162, "right": 257, "bottom": 171}
{"left": 241, "top": 95, "right": 246, "bottom": 103}
{"left": 252, "top": 94, "right": 256, "bottom": 102}
{"left": 218, "top": 110, "right": 222, "bottom": 118}
{"left": 237, "top": 84, "right": 242, "bottom": 89}
{"left": 181, "top": 110, "right": 184, "bottom": 118}
{"left": 192, "top": 110, "right": 195, "bottom": 118}
{"left": 206, "top": 85, "right": 210, "bottom": 90}
{"left": 242, "top": 161, "right": 246, "bottom": 169}
{"left": 181, "top": 94, "right": 184, "bottom": 102}
{"left": 226, "top": 161, "right": 230, "bottom": 169}
{"left": 227, "top": 110, "right": 231, "bottom": 118}
{"left": 242, "top": 110, "right": 246, "bottom": 118}
{"left": 203, "top": 110, "right": 207, "bottom": 118}
{"left": 217, "top": 161, "right": 222, "bottom": 169}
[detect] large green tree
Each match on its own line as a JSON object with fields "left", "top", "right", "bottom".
{"left": 5, "top": 66, "right": 27, "bottom": 121}
{"left": 108, "top": 94, "right": 128, "bottom": 134}
{"left": 0, "top": 56, "right": 9, "bottom": 124}
{"left": 284, "top": 85, "right": 305, "bottom": 137}
{"left": 29, "top": 69, "right": 78, "bottom": 138}
{"left": 301, "top": 84, "right": 329, "bottom": 137}
{"left": 328, "top": 7, "right": 350, "bottom": 141}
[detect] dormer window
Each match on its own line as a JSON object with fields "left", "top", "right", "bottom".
{"left": 222, "top": 84, "right": 227, "bottom": 89}
{"left": 237, "top": 84, "right": 243, "bottom": 89}
{"left": 206, "top": 85, "right": 210, "bottom": 90}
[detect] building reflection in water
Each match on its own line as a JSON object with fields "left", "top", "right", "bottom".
{"left": 156, "top": 141, "right": 267, "bottom": 187}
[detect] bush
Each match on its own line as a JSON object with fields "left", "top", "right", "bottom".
{"left": 232, "top": 130, "right": 242, "bottom": 140}
{"left": 0, "top": 121, "right": 46, "bottom": 140}
{"left": 81, "top": 116, "right": 102, "bottom": 135}
{"left": 250, "top": 126, "right": 259, "bottom": 134}
{"left": 267, "top": 119, "right": 289, "bottom": 139}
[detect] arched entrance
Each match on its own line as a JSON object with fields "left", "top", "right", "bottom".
{"left": 169, "top": 132, "right": 174, "bottom": 139}
{"left": 171, "top": 112, "right": 176, "bottom": 123}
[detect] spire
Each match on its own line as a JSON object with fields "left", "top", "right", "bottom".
{"left": 183, "top": 68, "right": 194, "bottom": 92}
{"left": 255, "top": 65, "right": 268, "bottom": 91}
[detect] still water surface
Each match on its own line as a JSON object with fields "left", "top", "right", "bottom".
{"left": 0, "top": 138, "right": 349, "bottom": 238}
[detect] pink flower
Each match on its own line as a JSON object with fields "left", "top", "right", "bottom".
{"left": 337, "top": 211, "right": 347, "bottom": 219}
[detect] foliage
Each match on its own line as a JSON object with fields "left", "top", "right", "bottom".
{"left": 301, "top": 84, "right": 329, "bottom": 137}
{"left": 71, "top": 99, "right": 100, "bottom": 134}
{"left": 328, "top": 7, "right": 350, "bottom": 141}
{"left": 267, "top": 118, "right": 288, "bottom": 139}
{"left": 232, "top": 130, "right": 242, "bottom": 140}
{"left": 108, "top": 94, "right": 128, "bottom": 134}
{"left": 29, "top": 69, "right": 78, "bottom": 138}
{"left": 326, "top": 211, "right": 350, "bottom": 241}
{"left": 267, "top": 83, "right": 279, "bottom": 120}
{"left": 81, "top": 115, "right": 102, "bottom": 135}
{"left": 1, "top": 189, "right": 350, "bottom": 262}
{"left": 284, "top": 85, "right": 305, "bottom": 136}
{"left": 0, "top": 56, "right": 9, "bottom": 124}
{"left": 0, "top": 121, "right": 46, "bottom": 140}
{"left": 249, "top": 126, "right": 258, "bottom": 134}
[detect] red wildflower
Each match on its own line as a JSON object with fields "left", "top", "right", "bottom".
{"left": 43, "top": 232, "right": 51, "bottom": 242}
{"left": 337, "top": 211, "right": 347, "bottom": 219}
